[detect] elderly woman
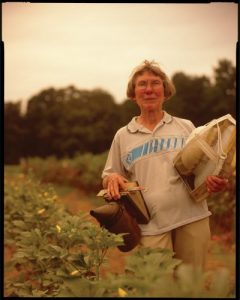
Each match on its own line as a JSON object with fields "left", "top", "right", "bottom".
{"left": 101, "top": 60, "right": 228, "bottom": 269}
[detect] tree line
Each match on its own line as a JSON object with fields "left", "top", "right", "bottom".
{"left": 4, "top": 59, "right": 236, "bottom": 164}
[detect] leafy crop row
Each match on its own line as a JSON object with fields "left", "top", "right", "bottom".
{"left": 4, "top": 174, "right": 123, "bottom": 297}
{"left": 20, "top": 152, "right": 108, "bottom": 193}
{"left": 4, "top": 173, "right": 235, "bottom": 297}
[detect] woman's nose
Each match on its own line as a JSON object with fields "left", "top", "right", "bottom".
{"left": 145, "top": 84, "right": 153, "bottom": 93}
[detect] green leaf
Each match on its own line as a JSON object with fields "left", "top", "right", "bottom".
{"left": 12, "top": 220, "right": 27, "bottom": 228}
{"left": 209, "top": 268, "right": 232, "bottom": 297}
{"left": 31, "top": 289, "right": 49, "bottom": 296}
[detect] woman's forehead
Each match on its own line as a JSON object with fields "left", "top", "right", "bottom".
{"left": 135, "top": 70, "right": 161, "bottom": 80}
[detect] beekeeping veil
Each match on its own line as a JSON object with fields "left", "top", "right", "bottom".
{"left": 173, "top": 114, "right": 236, "bottom": 202}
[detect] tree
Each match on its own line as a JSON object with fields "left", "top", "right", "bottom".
{"left": 4, "top": 102, "right": 26, "bottom": 164}
{"left": 119, "top": 99, "right": 140, "bottom": 125}
{"left": 4, "top": 59, "right": 236, "bottom": 162}
{"left": 210, "top": 59, "right": 236, "bottom": 118}
{"left": 24, "top": 86, "right": 121, "bottom": 157}
{"left": 164, "top": 59, "right": 236, "bottom": 126}
{"left": 24, "top": 87, "right": 66, "bottom": 157}
{"left": 164, "top": 72, "right": 212, "bottom": 126}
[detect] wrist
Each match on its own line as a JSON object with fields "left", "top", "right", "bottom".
{"left": 102, "top": 175, "right": 109, "bottom": 189}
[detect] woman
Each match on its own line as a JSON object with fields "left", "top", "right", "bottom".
{"left": 101, "top": 60, "right": 228, "bottom": 269}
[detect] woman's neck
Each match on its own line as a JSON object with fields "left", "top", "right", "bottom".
{"left": 138, "top": 110, "right": 164, "bottom": 131}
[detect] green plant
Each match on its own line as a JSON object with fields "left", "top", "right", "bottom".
{"left": 4, "top": 173, "right": 235, "bottom": 298}
{"left": 4, "top": 175, "right": 124, "bottom": 297}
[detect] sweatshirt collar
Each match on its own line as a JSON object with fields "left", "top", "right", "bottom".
{"left": 127, "top": 111, "right": 172, "bottom": 133}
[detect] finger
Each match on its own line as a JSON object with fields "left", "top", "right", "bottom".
{"left": 207, "top": 181, "right": 220, "bottom": 190}
{"left": 208, "top": 186, "right": 220, "bottom": 193}
{"left": 118, "top": 178, "right": 128, "bottom": 191}
{"left": 108, "top": 180, "right": 120, "bottom": 200}
{"left": 107, "top": 185, "right": 115, "bottom": 200}
{"left": 104, "top": 193, "right": 112, "bottom": 202}
{"left": 207, "top": 175, "right": 228, "bottom": 185}
{"left": 113, "top": 180, "right": 121, "bottom": 199}
{"left": 207, "top": 176, "right": 227, "bottom": 187}
{"left": 206, "top": 180, "right": 228, "bottom": 193}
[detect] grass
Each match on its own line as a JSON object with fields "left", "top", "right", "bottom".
{"left": 208, "top": 241, "right": 235, "bottom": 272}
{"left": 88, "top": 193, "right": 107, "bottom": 207}
{"left": 4, "top": 165, "right": 21, "bottom": 175}
{"left": 52, "top": 184, "right": 75, "bottom": 198}
{"left": 206, "top": 239, "right": 236, "bottom": 297}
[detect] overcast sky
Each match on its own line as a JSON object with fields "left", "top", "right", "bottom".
{"left": 3, "top": 2, "right": 238, "bottom": 104}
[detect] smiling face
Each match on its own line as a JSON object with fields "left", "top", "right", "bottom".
{"left": 133, "top": 71, "right": 165, "bottom": 112}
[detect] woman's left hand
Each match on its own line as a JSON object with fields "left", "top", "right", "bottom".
{"left": 206, "top": 175, "right": 229, "bottom": 194}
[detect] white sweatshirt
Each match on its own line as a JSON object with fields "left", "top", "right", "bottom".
{"left": 102, "top": 111, "right": 211, "bottom": 235}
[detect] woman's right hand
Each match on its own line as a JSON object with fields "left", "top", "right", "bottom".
{"left": 103, "top": 173, "right": 129, "bottom": 201}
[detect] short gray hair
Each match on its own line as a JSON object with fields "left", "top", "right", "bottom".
{"left": 126, "top": 60, "right": 176, "bottom": 100}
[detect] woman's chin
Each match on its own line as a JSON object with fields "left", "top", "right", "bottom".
{"left": 142, "top": 102, "right": 160, "bottom": 111}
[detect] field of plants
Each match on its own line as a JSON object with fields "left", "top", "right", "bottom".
{"left": 4, "top": 157, "right": 236, "bottom": 298}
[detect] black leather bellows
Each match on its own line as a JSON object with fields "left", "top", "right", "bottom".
{"left": 90, "top": 201, "right": 141, "bottom": 252}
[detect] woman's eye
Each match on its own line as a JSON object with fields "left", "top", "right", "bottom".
{"left": 153, "top": 81, "right": 161, "bottom": 86}
{"left": 138, "top": 82, "right": 146, "bottom": 87}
